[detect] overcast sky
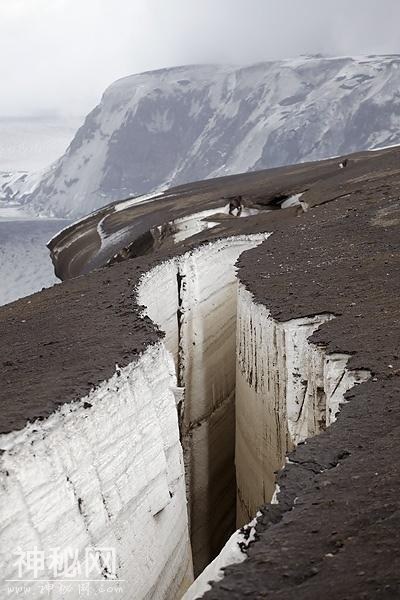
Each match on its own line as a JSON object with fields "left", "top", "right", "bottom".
{"left": 1, "top": 0, "right": 399, "bottom": 118}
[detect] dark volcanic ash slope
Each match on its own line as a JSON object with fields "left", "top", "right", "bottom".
{"left": 47, "top": 146, "right": 399, "bottom": 282}
{"left": 0, "top": 148, "right": 399, "bottom": 598}
{"left": 12, "top": 55, "right": 400, "bottom": 218}
{"left": 204, "top": 154, "right": 400, "bottom": 600}
{"left": 1, "top": 146, "right": 398, "bottom": 432}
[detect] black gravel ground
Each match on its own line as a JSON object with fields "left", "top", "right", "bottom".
{"left": 1, "top": 147, "right": 399, "bottom": 598}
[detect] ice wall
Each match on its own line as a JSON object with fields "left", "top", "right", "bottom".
{"left": 184, "top": 281, "right": 371, "bottom": 599}
{"left": 182, "top": 516, "right": 258, "bottom": 600}
{"left": 0, "top": 344, "right": 193, "bottom": 600}
{"left": 137, "top": 235, "right": 268, "bottom": 575}
{"left": 235, "top": 283, "right": 370, "bottom": 525}
{"left": 1, "top": 230, "right": 372, "bottom": 600}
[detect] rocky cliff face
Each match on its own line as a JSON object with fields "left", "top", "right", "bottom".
{"left": 11, "top": 55, "right": 400, "bottom": 217}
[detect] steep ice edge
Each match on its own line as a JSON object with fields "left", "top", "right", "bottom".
{"left": 137, "top": 233, "right": 270, "bottom": 576}
{"left": 0, "top": 344, "right": 193, "bottom": 599}
{"left": 0, "top": 231, "right": 371, "bottom": 600}
{"left": 0, "top": 232, "right": 269, "bottom": 599}
{"left": 183, "top": 283, "right": 371, "bottom": 599}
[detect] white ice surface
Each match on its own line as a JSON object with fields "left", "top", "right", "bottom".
{"left": 281, "top": 193, "right": 303, "bottom": 209}
{"left": 186, "top": 280, "right": 371, "bottom": 595}
{"left": 113, "top": 190, "right": 167, "bottom": 212}
{"left": 137, "top": 234, "right": 270, "bottom": 574}
{"left": 172, "top": 204, "right": 261, "bottom": 243}
{"left": 0, "top": 343, "right": 193, "bottom": 599}
{"left": 369, "top": 142, "right": 400, "bottom": 151}
{"left": 236, "top": 282, "right": 371, "bottom": 523}
{"left": 182, "top": 516, "right": 258, "bottom": 600}
{"left": 172, "top": 208, "right": 224, "bottom": 243}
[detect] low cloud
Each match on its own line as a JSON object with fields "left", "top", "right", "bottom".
{"left": 0, "top": 0, "right": 399, "bottom": 116}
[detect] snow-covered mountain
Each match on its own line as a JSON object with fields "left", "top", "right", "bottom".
{"left": 0, "top": 169, "right": 45, "bottom": 207}
{"left": 8, "top": 55, "right": 400, "bottom": 218}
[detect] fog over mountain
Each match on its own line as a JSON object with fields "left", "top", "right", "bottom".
{"left": 0, "top": 116, "right": 82, "bottom": 171}
{"left": 3, "top": 55, "right": 400, "bottom": 218}
{"left": 1, "top": 0, "right": 400, "bottom": 118}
